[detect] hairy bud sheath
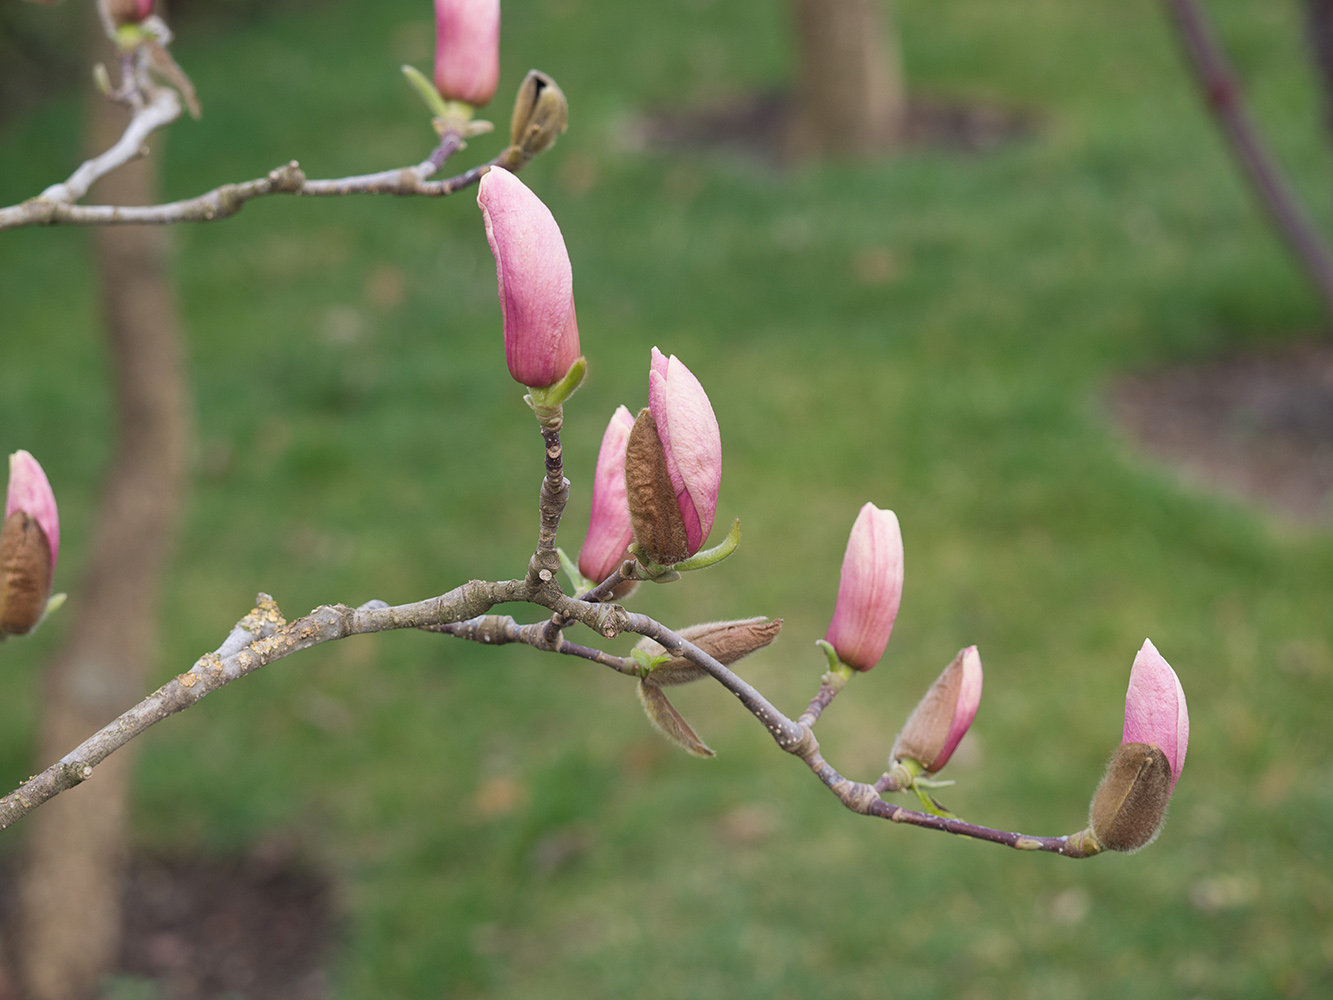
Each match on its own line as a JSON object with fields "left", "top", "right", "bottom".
{"left": 433, "top": 0, "right": 500, "bottom": 106}
{"left": 509, "top": 71, "right": 568, "bottom": 161}
{"left": 823, "top": 503, "right": 903, "bottom": 671}
{"left": 892, "top": 645, "right": 983, "bottom": 774}
{"left": 579, "top": 405, "right": 636, "bottom": 585}
{"left": 635, "top": 617, "right": 784, "bottom": 687}
{"left": 477, "top": 167, "right": 581, "bottom": 388}
{"left": 1089, "top": 743, "right": 1173, "bottom": 852}
{"left": 624, "top": 349, "right": 721, "bottom": 565}
{"left": 1, "top": 451, "right": 59, "bottom": 637}
{"left": 1086, "top": 640, "right": 1189, "bottom": 852}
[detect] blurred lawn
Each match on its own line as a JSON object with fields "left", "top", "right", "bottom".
{"left": 4, "top": 0, "right": 1333, "bottom": 996}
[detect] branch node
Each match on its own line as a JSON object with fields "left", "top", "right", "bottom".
{"left": 269, "top": 161, "right": 306, "bottom": 192}
{"left": 784, "top": 723, "right": 818, "bottom": 759}
{"left": 57, "top": 760, "right": 94, "bottom": 787}
{"left": 240, "top": 594, "right": 286, "bottom": 633}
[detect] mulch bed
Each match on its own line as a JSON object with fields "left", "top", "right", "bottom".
{"left": 0, "top": 849, "right": 336, "bottom": 1000}
{"left": 1109, "top": 339, "right": 1333, "bottom": 524}
{"left": 620, "top": 91, "right": 1038, "bottom": 164}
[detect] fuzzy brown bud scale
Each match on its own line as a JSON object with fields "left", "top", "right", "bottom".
{"left": 625, "top": 408, "right": 691, "bottom": 565}
{"left": 637, "top": 681, "right": 715, "bottom": 757}
{"left": 1088, "top": 742, "right": 1173, "bottom": 852}
{"left": 636, "top": 617, "right": 783, "bottom": 687}
{"left": 0, "top": 511, "right": 53, "bottom": 636}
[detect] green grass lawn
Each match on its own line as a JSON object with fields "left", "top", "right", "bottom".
{"left": 4, "top": 0, "right": 1333, "bottom": 996}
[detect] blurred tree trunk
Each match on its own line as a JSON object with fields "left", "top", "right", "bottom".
{"left": 1162, "top": 0, "right": 1333, "bottom": 324}
{"left": 1304, "top": 0, "right": 1333, "bottom": 143}
{"left": 788, "top": 0, "right": 905, "bottom": 158}
{"left": 14, "top": 21, "right": 191, "bottom": 1000}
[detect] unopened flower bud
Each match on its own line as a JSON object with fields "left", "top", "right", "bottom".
{"left": 1, "top": 451, "right": 59, "bottom": 638}
{"left": 1123, "top": 638, "right": 1189, "bottom": 791}
{"left": 579, "top": 406, "right": 636, "bottom": 587}
{"left": 1088, "top": 742, "right": 1173, "bottom": 852}
{"left": 477, "top": 167, "right": 581, "bottom": 389}
{"left": 891, "top": 645, "right": 982, "bottom": 773}
{"left": 509, "top": 70, "right": 568, "bottom": 162}
{"left": 624, "top": 349, "right": 721, "bottom": 566}
{"left": 1085, "top": 639, "right": 1189, "bottom": 852}
{"left": 433, "top": 0, "right": 500, "bottom": 107}
{"left": 635, "top": 617, "right": 783, "bottom": 687}
{"left": 106, "top": 0, "right": 153, "bottom": 26}
{"left": 823, "top": 502, "right": 903, "bottom": 671}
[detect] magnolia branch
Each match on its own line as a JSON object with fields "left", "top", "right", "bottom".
{"left": 431, "top": 604, "right": 1101, "bottom": 858}
{"left": 0, "top": 134, "right": 501, "bottom": 231}
{"left": 1, "top": 569, "right": 1100, "bottom": 856}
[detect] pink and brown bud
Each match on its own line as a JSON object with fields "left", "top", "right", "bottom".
{"left": 891, "top": 645, "right": 982, "bottom": 773}
{"left": 106, "top": 0, "right": 153, "bottom": 26}
{"left": 823, "top": 503, "right": 903, "bottom": 671}
{"left": 578, "top": 405, "right": 636, "bottom": 585}
{"left": 433, "top": 0, "right": 500, "bottom": 107}
{"left": 624, "top": 349, "right": 721, "bottom": 565}
{"left": 1087, "top": 640, "right": 1189, "bottom": 852}
{"left": 477, "top": 167, "right": 581, "bottom": 389}
{"left": 2, "top": 450, "right": 60, "bottom": 637}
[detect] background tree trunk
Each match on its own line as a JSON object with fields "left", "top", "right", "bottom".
{"left": 1304, "top": 0, "right": 1333, "bottom": 144}
{"left": 788, "top": 0, "right": 905, "bottom": 159}
{"left": 1161, "top": 0, "right": 1333, "bottom": 325}
{"left": 13, "top": 24, "right": 191, "bottom": 1000}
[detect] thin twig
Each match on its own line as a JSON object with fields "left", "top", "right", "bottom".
{"left": 800, "top": 733, "right": 1100, "bottom": 857}
{"left": 0, "top": 103, "right": 494, "bottom": 231}
{"left": 428, "top": 614, "right": 639, "bottom": 675}
{"left": 35, "top": 86, "right": 182, "bottom": 208}
{"left": 799, "top": 676, "right": 847, "bottom": 728}
{"left": 527, "top": 418, "right": 570, "bottom": 586}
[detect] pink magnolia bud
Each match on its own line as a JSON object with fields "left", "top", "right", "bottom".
{"left": 106, "top": 0, "right": 153, "bottom": 26}
{"left": 433, "top": 0, "right": 500, "bottom": 107}
{"left": 5, "top": 451, "right": 58, "bottom": 570}
{"left": 579, "top": 405, "right": 636, "bottom": 584}
{"left": 624, "top": 350, "right": 722, "bottom": 564}
{"left": 1086, "top": 640, "right": 1189, "bottom": 852}
{"left": 646, "top": 348, "right": 721, "bottom": 554}
{"left": 477, "top": 167, "right": 581, "bottom": 389}
{"left": 823, "top": 503, "right": 903, "bottom": 671}
{"left": 2, "top": 450, "right": 59, "bottom": 637}
{"left": 1122, "top": 638, "right": 1189, "bottom": 791}
{"left": 892, "top": 645, "right": 983, "bottom": 773}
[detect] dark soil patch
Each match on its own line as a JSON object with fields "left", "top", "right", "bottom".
{"left": 0, "top": 847, "right": 336, "bottom": 1000}
{"left": 1109, "top": 339, "right": 1333, "bottom": 524}
{"left": 621, "top": 91, "right": 1038, "bottom": 165}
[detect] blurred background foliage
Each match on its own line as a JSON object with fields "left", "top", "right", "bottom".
{"left": 3, "top": 0, "right": 1333, "bottom": 996}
